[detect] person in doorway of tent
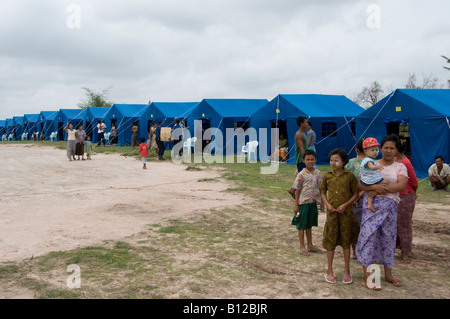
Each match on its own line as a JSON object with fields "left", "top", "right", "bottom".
{"left": 172, "top": 117, "right": 183, "bottom": 157}
{"left": 345, "top": 137, "right": 366, "bottom": 261}
{"left": 291, "top": 150, "right": 324, "bottom": 256}
{"left": 360, "top": 137, "right": 390, "bottom": 212}
{"left": 356, "top": 134, "right": 408, "bottom": 290}
{"left": 155, "top": 121, "right": 165, "bottom": 160}
{"left": 32, "top": 131, "right": 37, "bottom": 141}
{"left": 110, "top": 122, "right": 118, "bottom": 145}
{"left": 131, "top": 122, "right": 139, "bottom": 148}
{"left": 85, "top": 136, "right": 93, "bottom": 160}
{"left": 396, "top": 136, "right": 419, "bottom": 263}
{"left": 295, "top": 116, "right": 309, "bottom": 172}
{"left": 320, "top": 148, "right": 359, "bottom": 284}
{"left": 75, "top": 124, "right": 86, "bottom": 160}
{"left": 139, "top": 137, "right": 149, "bottom": 170}
{"left": 428, "top": 155, "right": 450, "bottom": 192}
{"left": 97, "top": 120, "right": 106, "bottom": 146}
{"left": 150, "top": 122, "right": 158, "bottom": 156}
{"left": 276, "top": 133, "right": 288, "bottom": 162}
{"left": 306, "top": 121, "right": 316, "bottom": 152}
{"left": 64, "top": 123, "right": 77, "bottom": 161}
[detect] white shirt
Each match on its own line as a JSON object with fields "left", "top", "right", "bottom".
{"left": 428, "top": 163, "right": 450, "bottom": 178}
{"left": 97, "top": 123, "right": 106, "bottom": 133}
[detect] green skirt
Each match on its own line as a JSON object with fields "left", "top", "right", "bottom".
{"left": 291, "top": 203, "right": 318, "bottom": 230}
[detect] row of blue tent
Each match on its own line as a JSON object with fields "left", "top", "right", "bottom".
{"left": 1, "top": 89, "right": 449, "bottom": 178}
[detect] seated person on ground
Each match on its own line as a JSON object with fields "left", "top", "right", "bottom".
{"left": 428, "top": 155, "right": 450, "bottom": 191}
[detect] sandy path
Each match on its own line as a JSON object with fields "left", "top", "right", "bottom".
{"left": 0, "top": 144, "right": 244, "bottom": 263}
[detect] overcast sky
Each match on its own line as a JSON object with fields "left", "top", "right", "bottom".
{"left": 0, "top": 0, "right": 449, "bottom": 119}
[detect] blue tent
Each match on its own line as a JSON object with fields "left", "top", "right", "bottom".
{"left": 37, "top": 111, "right": 59, "bottom": 140}
{"left": 57, "top": 109, "right": 87, "bottom": 141}
{"left": 5, "top": 118, "right": 14, "bottom": 139}
{"left": 85, "top": 107, "right": 112, "bottom": 143}
{"left": 139, "top": 102, "right": 199, "bottom": 149}
{"left": 250, "top": 94, "right": 365, "bottom": 164}
{"left": 103, "top": 104, "right": 148, "bottom": 146}
{"left": 13, "top": 116, "right": 25, "bottom": 140}
{"left": 355, "top": 89, "right": 450, "bottom": 178}
{"left": 187, "top": 99, "right": 268, "bottom": 154}
{"left": 0, "top": 120, "right": 6, "bottom": 138}
{"left": 23, "top": 114, "right": 40, "bottom": 140}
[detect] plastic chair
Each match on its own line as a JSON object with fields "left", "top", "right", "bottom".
{"left": 242, "top": 141, "right": 258, "bottom": 162}
{"left": 2, "top": 134, "right": 7, "bottom": 141}
{"left": 104, "top": 132, "right": 111, "bottom": 145}
{"left": 8, "top": 133, "right": 14, "bottom": 141}
{"left": 21, "top": 132, "right": 28, "bottom": 141}
{"left": 183, "top": 137, "right": 197, "bottom": 155}
{"left": 50, "top": 132, "right": 58, "bottom": 141}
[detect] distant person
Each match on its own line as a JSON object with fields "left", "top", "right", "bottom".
{"left": 428, "top": 155, "right": 450, "bottom": 191}
{"left": 274, "top": 133, "right": 288, "bottom": 162}
{"left": 290, "top": 150, "right": 324, "bottom": 256}
{"left": 85, "top": 136, "right": 93, "bottom": 160}
{"left": 360, "top": 137, "right": 389, "bottom": 212}
{"left": 64, "top": 123, "right": 76, "bottom": 161}
{"left": 32, "top": 131, "right": 37, "bottom": 141}
{"left": 131, "top": 122, "right": 139, "bottom": 148}
{"left": 110, "top": 122, "right": 118, "bottom": 145}
{"left": 155, "top": 121, "right": 165, "bottom": 160}
{"left": 139, "top": 137, "right": 149, "bottom": 169}
{"left": 172, "top": 117, "right": 183, "bottom": 157}
{"left": 97, "top": 120, "right": 106, "bottom": 146}
{"left": 150, "top": 122, "right": 158, "bottom": 155}
{"left": 396, "top": 136, "right": 419, "bottom": 263}
{"left": 295, "top": 116, "right": 308, "bottom": 173}
{"left": 75, "top": 124, "right": 86, "bottom": 160}
{"left": 306, "top": 121, "right": 316, "bottom": 152}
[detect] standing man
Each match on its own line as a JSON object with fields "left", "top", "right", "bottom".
{"left": 155, "top": 120, "right": 165, "bottom": 160}
{"left": 172, "top": 117, "right": 183, "bottom": 158}
{"left": 295, "top": 116, "right": 309, "bottom": 173}
{"left": 306, "top": 121, "right": 316, "bottom": 152}
{"left": 97, "top": 120, "right": 106, "bottom": 146}
{"left": 428, "top": 155, "right": 450, "bottom": 191}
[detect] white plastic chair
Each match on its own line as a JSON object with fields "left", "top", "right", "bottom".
{"left": 8, "top": 133, "right": 14, "bottom": 141}
{"left": 183, "top": 137, "right": 197, "bottom": 155}
{"left": 21, "top": 132, "right": 28, "bottom": 141}
{"left": 2, "top": 134, "right": 7, "bottom": 141}
{"left": 241, "top": 141, "right": 258, "bottom": 162}
{"left": 104, "top": 132, "right": 111, "bottom": 145}
{"left": 50, "top": 132, "right": 58, "bottom": 141}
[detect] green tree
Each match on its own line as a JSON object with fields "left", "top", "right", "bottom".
{"left": 77, "top": 87, "right": 113, "bottom": 109}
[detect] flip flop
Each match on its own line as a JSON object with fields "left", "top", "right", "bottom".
{"left": 361, "top": 281, "right": 381, "bottom": 291}
{"left": 342, "top": 275, "right": 353, "bottom": 284}
{"left": 325, "top": 274, "right": 336, "bottom": 284}
{"left": 299, "top": 250, "right": 310, "bottom": 256}
{"left": 386, "top": 277, "right": 402, "bottom": 287}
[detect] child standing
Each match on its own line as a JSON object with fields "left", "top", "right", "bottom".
{"left": 139, "top": 137, "right": 149, "bottom": 169}
{"left": 291, "top": 150, "right": 324, "bottom": 256}
{"left": 85, "top": 136, "right": 93, "bottom": 160}
{"left": 360, "top": 137, "right": 389, "bottom": 212}
{"left": 320, "top": 148, "right": 359, "bottom": 284}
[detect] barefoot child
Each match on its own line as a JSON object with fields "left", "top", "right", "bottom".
{"left": 139, "top": 137, "right": 149, "bottom": 169}
{"left": 85, "top": 136, "right": 93, "bottom": 160}
{"left": 291, "top": 150, "right": 324, "bottom": 255}
{"left": 360, "top": 137, "right": 389, "bottom": 212}
{"left": 320, "top": 148, "right": 359, "bottom": 284}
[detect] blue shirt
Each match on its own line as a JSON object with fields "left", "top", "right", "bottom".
{"left": 360, "top": 157, "right": 383, "bottom": 185}
{"left": 155, "top": 125, "right": 161, "bottom": 139}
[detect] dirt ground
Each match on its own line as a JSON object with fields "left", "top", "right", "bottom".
{"left": 0, "top": 144, "right": 449, "bottom": 299}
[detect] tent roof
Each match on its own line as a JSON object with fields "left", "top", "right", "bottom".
{"left": 86, "top": 107, "right": 111, "bottom": 119}
{"left": 6, "top": 118, "right": 14, "bottom": 126}
{"left": 357, "top": 89, "right": 450, "bottom": 120}
{"left": 150, "top": 102, "right": 198, "bottom": 118}
{"left": 200, "top": 99, "right": 268, "bottom": 118}
{"left": 276, "top": 94, "right": 365, "bottom": 117}
{"left": 39, "top": 111, "right": 59, "bottom": 121}
{"left": 111, "top": 104, "right": 148, "bottom": 117}
{"left": 23, "top": 114, "right": 40, "bottom": 122}
{"left": 0, "top": 120, "right": 6, "bottom": 127}
{"left": 59, "top": 109, "right": 87, "bottom": 120}
{"left": 13, "top": 116, "right": 24, "bottom": 124}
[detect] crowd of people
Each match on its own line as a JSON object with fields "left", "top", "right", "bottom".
{"left": 287, "top": 115, "right": 449, "bottom": 290}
